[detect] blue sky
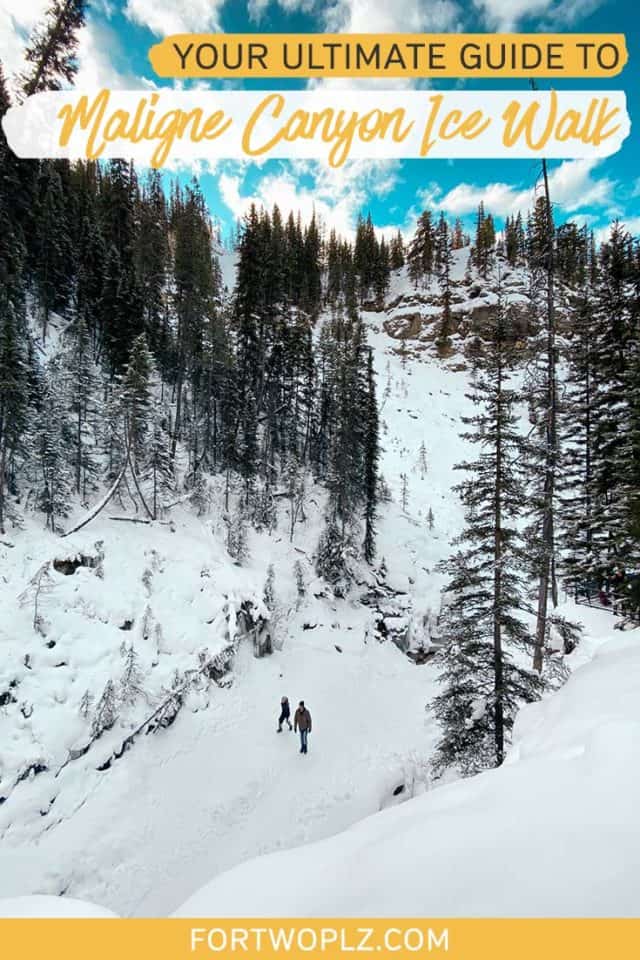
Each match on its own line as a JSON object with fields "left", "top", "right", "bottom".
{"left": 1, "top": 0, "right": 639, "bottom": 241}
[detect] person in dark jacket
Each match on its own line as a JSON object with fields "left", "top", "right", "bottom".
{"left": 294, "top": 701, "right": 312, "bottom": 754}
{"left": 277, "top": 696, "right": 292, "bottom": 732}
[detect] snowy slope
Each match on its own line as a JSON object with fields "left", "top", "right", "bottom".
{"left": 0, "top": 285, "right": 473, "bottom": 914}
{"left": 2, "top": 250, "right": 629, "bottom": 919}
{"left": 175, "top": 613, "right": 640, "bottom": 918}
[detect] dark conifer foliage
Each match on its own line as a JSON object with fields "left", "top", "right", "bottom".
{"left": 20, "top": 0, "right": 86, "bottom": 97}
{"left": 433, "top": 280, "right": 544, "bottom": 776}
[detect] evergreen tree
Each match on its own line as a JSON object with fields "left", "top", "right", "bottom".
{"left": 21, "top": 0, "right": 87, "bottom": 96}
{"left": 122, "top": 333, "right": 154, "bottom": 471}
{"left": 435, "top": 213, "right": 453, "bottom": 354}
{"left": 362, "top": 349, "right": 379, "bottom": 563}
{"left": 473, "top": 202, "right": 495, "bottom": 278}
{"left": 31, "top": 162, "right": 73, "bottom": 341}
{"left": 92, "top": 679, "right": 117, "bottom": 738}
{"left": 407, "top": 211, "right": 434, "bottom": 286}
{"left": 120, "top": 643, "right": 144, "bottom": 706}
{"left": 432, "top": 285, "right": 543, "bottom": 776}
{"left": 263, "top": 563, "right": 276, "bottom": 612}
{"left": 389, "top": 230, "right": 405, "bottom": 270}
{"left": 33, "top": 363, "right": 73, "bottom": 531}
{"left": 0, "top": 308, "right": 29, "bottom": 533}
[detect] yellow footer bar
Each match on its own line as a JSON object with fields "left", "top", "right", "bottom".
{"left": 1, "top": 918, "right": 640, "bottom": 960}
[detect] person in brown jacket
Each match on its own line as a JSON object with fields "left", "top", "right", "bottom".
{"left": 294, "top": 701, "right": 312, "bottom": 754}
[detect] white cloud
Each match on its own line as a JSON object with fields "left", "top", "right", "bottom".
{"left": 249, "top": 0, "right": 316, "bottom": 21}
{"left": 325, "top": 0, "right": 458, "bottom": 32}
{"left": 429, "top": 159, "right": 615, "bottom": 220}
{"left": 594, "top": 216, "right": 640, "bottom": 245}
{"left": 0, "top": 2, "right": 138, "bottom": 94}
{"left": 0, "top": 0, "right": 49, "bottom": 77}
{"left": 218, "top": 159, "right": 402, "bottom": 238}
{"left": 472, "top": 0, "right": 603, "bottom": 30}
{"left": 74, "top": 22, "right": 130, "bottom": 89}
{"left": 124, "top": 0, "right": 225, "bottom": 36}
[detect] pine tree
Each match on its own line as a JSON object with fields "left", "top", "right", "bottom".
{"left": 92, "top": 679, "right": 117, "bottom": 738}
{"left": 418, "top": 441, "right": 428, "bottom": 479}
{"left": 389, "top": 230, "right": 405, "bottom": 270}
{"left": 362, "top": 349, "right": 379, "bottom": 563}
{"left": 400, "top": 472, "right": 409, "bottom": 512}
{"left": 31, "top": 162, "right": 73, "bottom": 341}
{"left": 21, "top": 0, "right": 87, "bottom": 96}
{"left": 407, "top": 211, "right": 434, "bottom": 286}
{"left": 79, "top": 689, "right": 93, "bottom": 719}
{"left": 33, "top": 363, "right": 73, "bottom": 531}
{"left": 473, "top": 202, "right": 495, "bottom": 278}
{"left": 122, "top": 333, "right": 154, "bottom": 471}
{"left": 145, "top": 403, "right": 174, "bottom": 519}
{"left": 0, "top": 307, "right": 29, "bottom": 533}
{"left": 589, "top": 222, "right": 635, "bottom": 568}
{"left": 263, "top": 563, "right": 276, "bottom": 612}
{"left": 316, "top": 518, "right": 354, "bottom": 597}
{"left": 120, "top": 643, "right": 144, "bottom": 706}
{"left": 435, "top": 213, "right": 453, "bottom": 354}
{"left": 431, "top": 284, "right": 543, "bottom": 777}
{"left": 524, "top": 171, "right": 560, "bottom": 672}
{"left": 226, "top": 504, "right": 249, "bottom": 564}
{"left": 294, "top": 558, "right": 306, "bottom": 608}
{"left": 63, "top": 314, "right": 100, "bottom": 498}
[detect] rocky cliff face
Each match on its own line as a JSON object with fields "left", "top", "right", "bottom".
{"left": 380, "top": 248, "right": 535, "bottom": 361}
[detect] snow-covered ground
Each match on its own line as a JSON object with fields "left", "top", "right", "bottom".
{"left": 0, "top": 301, "right": 472, "bottom": 915}
{"left": 2, "top": 253, "right": 638, "bottom": 918}
{"left": 174, "top": 609, "right": 640, "bottom": 918}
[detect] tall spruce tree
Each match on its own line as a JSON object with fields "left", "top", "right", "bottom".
{"left": 432, "top": 281, "right": 543, "bottom": 776}
{"left": 20, "top": 0, "right": 86, "bottom": 97}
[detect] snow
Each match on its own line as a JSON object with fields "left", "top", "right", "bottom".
{"left": 174, "top": 613, "right": 640, "bottom": 918}
{"left": 0, "top": 896, "right": 117, "bottom": 918}
{"left": 1, "top": 258, "right": 638, "bottom": 920}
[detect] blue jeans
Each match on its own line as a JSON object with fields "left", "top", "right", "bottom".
{"left": 299, "top": 729, "right": 308, "bottom": 752}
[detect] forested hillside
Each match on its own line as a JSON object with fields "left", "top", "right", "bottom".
{"left": 2, "top": 0, "right": 640, "bottom": 917}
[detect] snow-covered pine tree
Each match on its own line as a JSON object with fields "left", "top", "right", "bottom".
{"left": 472, "top": 202, "right": 495, "bottom": 278}
{"left": 226, "top": 503, "right": 249, "bottom": 564}
{"left": 122, "top": 332, "right": 154, "bottom": 472}
{"left": 407, "top": 210, "right": 434, "bottom": 287}
{"left": 32, "top": 363, "right": 73, "bottom": 531}
{"left": 31, "top": 162, "right": 72, "bottom": 341}
{"left": 294, "top": 558, "right": 306, "bottom": 608}
{"left": 389, "top": 230, "right": 405, "bottom": 270}
{"left": 559, "top": 238, "right": 599, "bottom": 588}
{"left": 79, "top": 689, "right": 93, "bottom": 719}
{"left": 263, "top": 563, "right": 276, "bottom": 612}
{"left": 524, "top": 188, "right": 561, "bottom": 672}
{"left": 418, "top": 440, "right": 428, "bottom": 479}
{"left": 362, "top": 348, "right": 379, "bottom": 563}
{"left": 0, "top": 302, "right": 29, "bottom": 534}
{"left": 589, "top": 222, "right": 636, "bottom": 570}
{"left": 435, "top": 212, "right": 453, "bottom": 355}
{"left": 431, "top": 280, "right": 544, "bottom": 777}
{"left": 315, "top": 517, "right": 355, "bottom": 597}
{"left": 400, "top": 473, "right": 409, "bottom": 512}
{"left": 63, "top": 314, "right": 100, "bottom": 499}
{"left": 119, "top": 643, "right": 144, "bottom": 706}
{"left": 92, "top": 679, "right": 117, "bottom": 738}
{"left": 145, "top": 403, "right": 174, "bottom": 519}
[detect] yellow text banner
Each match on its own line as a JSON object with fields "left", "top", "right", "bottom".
{"left": 1, "top": 918, "right": 640, "bottom": 960}
{"left": 148, "top": 33, "right": 628, "bottom": 80}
